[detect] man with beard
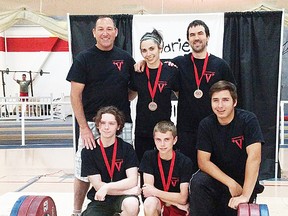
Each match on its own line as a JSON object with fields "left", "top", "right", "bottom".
{"left": 135, "top": 20, "right": 235, "bottom": 173}
{"left": 172, "top": 20, "right": 236, "bottom": 173}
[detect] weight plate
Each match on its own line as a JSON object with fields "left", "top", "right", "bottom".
{"left": 17, "top": 195, "right": 37, "bottom": 215}
{"left": 259, "top": 204, "right": 269, "bottom": 216}
{"left": 10, "top": 195, "right": 28, "bottom": 216}
{"left": 26, "top": 196, "right": 57, "bottom": 216}
{"left": 237, "top": 203, "right": 250, "bottom": 216}
{"left": 249, "top": 203, "right": 260, "bottom": 216}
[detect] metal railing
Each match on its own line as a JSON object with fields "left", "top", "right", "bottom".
{"left": 280, "top": 100, "right": 288, "bottom": 146}
{"left": 276, "top": 100, "right": 288, "bottom": 178}
{"left": 0, "top": 95, "right": 71, "bottom": 121}
{"left": 0, "top": 95, "right": 72, "bottom": 146}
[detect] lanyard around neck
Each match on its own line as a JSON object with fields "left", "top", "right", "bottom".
{"left": 157, "top": 151, "right": 176, "bottom": 191}
{"left": 99, "top": 138, "right": 118, "bottom": 181}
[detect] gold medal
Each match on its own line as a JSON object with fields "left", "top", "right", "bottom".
{"left": 194, "top": 89, "right": 203, "bottom": 98}
{"left": 148, "top": 101, "right": 158, "bottom": 111}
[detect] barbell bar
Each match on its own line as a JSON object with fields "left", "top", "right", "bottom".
{"left": 0, "top": 68, "right": 50, "bottom": 76}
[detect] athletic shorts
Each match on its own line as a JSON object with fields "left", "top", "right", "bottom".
{"left": 82, "top": 195, "right": 139, "bottom": 216}
{"left": 20, "top": 92, "right": 28, "bottom": 97}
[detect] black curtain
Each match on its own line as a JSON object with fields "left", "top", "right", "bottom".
{"left": 69, "top": 14, "right": 133, "bottom": 57}
{"left": 69, "top": 14, "right": 133, "bottom": 151}
{"left": 223, "top": 11, "right": 283, "bottom": 179}
{"left": 69, "top": 13, "right": 283, "bottom": 179}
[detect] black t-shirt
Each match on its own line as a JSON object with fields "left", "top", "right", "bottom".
{"left": 139, "top": 149, "right": 193, "bottom": 192}
{"left": 66, "top": 45, "right": 135, "bottom": 122}
{"left": 130, "top": 63, "right": 179, "bottom": 137}
{"left": 197, "top": 109, "right": 265, "bottom": 185}
{"left": 172, "top": 53, "right": 236, "bottom": 132}
{"left": 81, "top": 137, "right": 139, "bottom": 201}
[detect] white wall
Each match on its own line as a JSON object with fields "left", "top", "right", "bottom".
{"left": 0, "top": 25, "right": 71, "bottom": 99}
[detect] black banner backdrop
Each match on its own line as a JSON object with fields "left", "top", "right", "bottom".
{"left": 223, "top": 11, "right": 283, "bottom": 179}
{"left": 69, "top": 15, "right": 133, "bottom": 57}
{"left": 69, "top": 11, "right": 283, "bottom": 179}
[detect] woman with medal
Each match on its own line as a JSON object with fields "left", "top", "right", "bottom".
{"left": 81, "top": 106, "right": 141, "bottom": 216}
{"left": 134, "top": 20, "right": 236, "bottom": 174}
{"left": 139, "top": 121, "right": 193, "bottom": 216}
{"left": 130, "top": 29, "right": 179, "bottom": 163}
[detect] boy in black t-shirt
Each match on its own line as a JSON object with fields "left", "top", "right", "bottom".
{"left": 81, "top": 106, "right": 140, "bottom": 216}
{"left": 139, "top": 121, "right": 193, "bottom": 216}
{"left": 189, "top": 81, "right": 264, "bottom": 216}
{"left": 66, "top": 16, "right": 135, "bottom": 216}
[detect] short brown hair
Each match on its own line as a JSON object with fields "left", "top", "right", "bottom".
{"left": 93, "top": 106, "right": 125, "bottom": 135}
{"left": 186, "top": 19, "right": 210, "bottom": 40}
{"left": 95, "top": 15, "right": 116, "bottom": 28}
{"left": 209, "top": 80, "right": 237, "bottom": 102}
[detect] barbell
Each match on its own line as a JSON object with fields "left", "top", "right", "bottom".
{"left": 0, "top": 68, "right": 50, "bottom": 76}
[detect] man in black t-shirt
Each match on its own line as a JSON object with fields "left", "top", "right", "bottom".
{"left": 172, "top": 20, "right": 235, "bottom": 172}
{"left": 189, "top": 81, "right": 264, "bottom": 216}
{"left": 66, "top": 16, "right": 135, "bottom": 216}
{"left": 81, "top": 106, "right": 140, "bottom": 216}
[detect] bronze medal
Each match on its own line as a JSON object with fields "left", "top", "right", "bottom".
{"left": 194, "top": 89, "right": 203, "bottom": 99}
{"left": 146, "top": 63, "right": 162, "bottom": 112}
{"left": 191, "top": 53, "right": 209, "bottom": 100}
{"left": 148, "top": 101, "right": 158, "bottom": 111}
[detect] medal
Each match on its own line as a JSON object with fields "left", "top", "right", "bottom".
{"left": 146, "top": 63, "right": 163, "bottom": 111}
{"left": 194, "top": 89, "right": 203, "bottom": 98}
{"left": 191, "top": 53, "right": 209, "bottom": 99}
{"left": 148, "top": 101, "right": 158, "bottom": 111}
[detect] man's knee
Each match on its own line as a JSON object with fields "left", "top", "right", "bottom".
{"left": 190, "top": 171, "right": 206, "bottom": 191}
{"left": 121, "top": 196, "right": 139, "bottom": 216}
{"left": 189, "top": 171, "right": 219, "bottom": 201}
{"left": 143, "top": 197, "right": 161, "bottom": 215}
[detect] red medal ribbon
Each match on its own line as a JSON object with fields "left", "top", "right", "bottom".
{"left": 191, "top": 52, "right": 209, "bottom": 89}
{"left": 145, "top": 62, "right": 163, "bottom": 101}
{"left": 157, "top": 151, "right": 176, "bottom": 192}
{"left": 99, "top": 138, "right": 118, "bottom": 181}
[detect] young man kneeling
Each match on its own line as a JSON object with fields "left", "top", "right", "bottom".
{"left": 81, "top": 106, "right": 141, "bottom": 216}
{"left": 140, "top": 121, "right": 193, "bottom": 216}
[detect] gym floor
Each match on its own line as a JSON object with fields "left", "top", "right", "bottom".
{"left": 0, "top": 137, "right": 288, "bottom": 216}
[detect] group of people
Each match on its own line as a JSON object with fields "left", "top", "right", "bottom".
{"left": 66, "top": 15, "right": 264, "bottom": 216}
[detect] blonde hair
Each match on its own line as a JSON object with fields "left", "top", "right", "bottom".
{"left": 153, "top": 121, "right": 177, "bottom": 137}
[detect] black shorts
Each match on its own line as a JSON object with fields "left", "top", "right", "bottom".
{"left": 81, "top": 195, "right": 140, "bottom": 216}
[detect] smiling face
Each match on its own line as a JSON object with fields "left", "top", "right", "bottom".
{"left": 187, "top": 25, "right": 209, "bottom": 56}
{"left": 97, "top": 113, "right": 120, "bottom": 140}
{"left": 211, "top": 89, "right": 237, "bottom": 125}
{"left": 154, "top": 131, "right": 177, "bottom": 160}
{"left": 140, "top": 39, "right": 161, "bottom": 69}
{"left": 92, "top": 17, "right": 118, "bottom": 51}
